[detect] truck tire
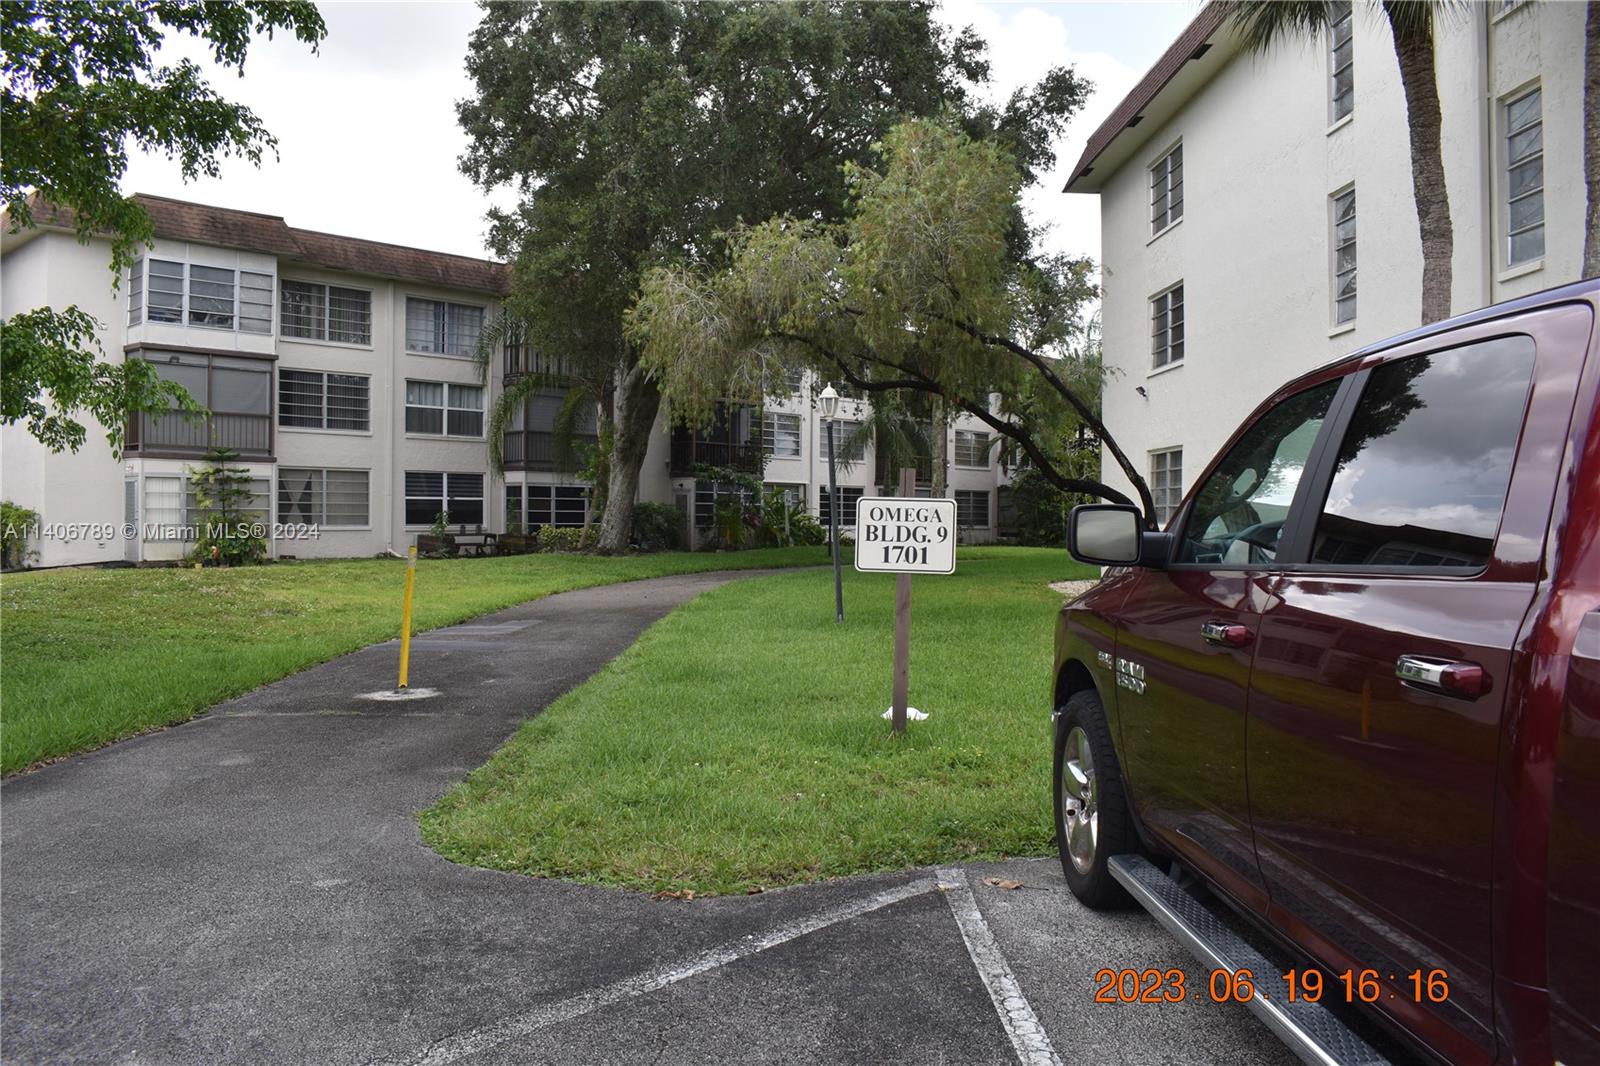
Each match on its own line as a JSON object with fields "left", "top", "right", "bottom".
{"left": 1054, "top": 688, "right": 1136, "bottom": 909}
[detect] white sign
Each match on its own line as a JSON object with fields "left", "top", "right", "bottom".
{"left": 853, "top": 497, "right": 957, "bottom": 574}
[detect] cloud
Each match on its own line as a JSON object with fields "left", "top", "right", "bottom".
{"left": 118, "top": 2, "right": 1198, "bottom": 265}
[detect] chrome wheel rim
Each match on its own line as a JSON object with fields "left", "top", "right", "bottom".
{"left": 1060, "top": 725, "right": 1098, "bottom": 875}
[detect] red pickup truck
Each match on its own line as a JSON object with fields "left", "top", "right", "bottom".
{"left": 1055, "top": 277, "right": 1599, "bottom": 1066}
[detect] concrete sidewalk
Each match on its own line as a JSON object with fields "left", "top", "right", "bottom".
{"left": 1, "top": 570, "right": 1298, "bottom": 1065}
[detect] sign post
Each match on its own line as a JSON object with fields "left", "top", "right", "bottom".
{"left": 397, "top": 545, "right": 418, "bottom": 689}
{"left": 854, "top": 469, "right": 957, "bottom": 735}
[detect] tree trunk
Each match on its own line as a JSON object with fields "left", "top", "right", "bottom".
{"left": 1585, "top": 0, "right": 1600, "bottom": 276}
{"left": 931, "top": 395, "right": 948, "bottom": 498}
{"left": 596, "top": 363, "right": 660, "bottom": 553}
{"left": 1387, "top": 6, "right": 1454, "bottom": 324}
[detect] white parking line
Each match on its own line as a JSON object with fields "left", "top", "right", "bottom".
{"left": 368, "top": 877, "right": 938, "bottom": 1066}
{"left": 935, "top": 867, "right": 1063, "bottom": 1066}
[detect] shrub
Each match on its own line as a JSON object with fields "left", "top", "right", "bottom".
{"left": 1, "top": 500, "right": 40, "bottom": 569}
{"left": 536, "top": 525, "right": 596, "bottom": 552}
{"left": 631, "top": 502, "right": 683, "bottom": 552}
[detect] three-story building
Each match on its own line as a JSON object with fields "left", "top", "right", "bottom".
{"left": 3, "top": 193, "right": 1017, "bottom": 566}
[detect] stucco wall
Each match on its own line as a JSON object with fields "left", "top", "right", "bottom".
{"left": 1090, "top": 1, "right": 1588, "bottom": 517}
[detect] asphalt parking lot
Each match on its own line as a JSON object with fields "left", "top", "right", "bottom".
{"left": 1, "top": 572, "right": 1300, "bottom": 1065}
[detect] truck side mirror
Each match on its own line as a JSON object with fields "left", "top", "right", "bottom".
{"left": 1068, "top": 504, "right": 1167, "bottom": 568}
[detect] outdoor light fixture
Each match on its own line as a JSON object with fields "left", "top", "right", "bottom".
{"left": 819, "top": 383, "right": 839, "bottom": 420}
{"left": 820, "top": 383, "right": 844, "bottom": 623}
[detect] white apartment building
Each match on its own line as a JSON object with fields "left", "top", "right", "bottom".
{"left": 1064, "top": 0, "right": 1591, "bottom": 523}
{"left": 2, "top": 194, "right": 1011, "bottom": 567}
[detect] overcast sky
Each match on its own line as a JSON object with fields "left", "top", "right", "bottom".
{"left": 119, "top": 1, "right": 1201, "bottom": 265}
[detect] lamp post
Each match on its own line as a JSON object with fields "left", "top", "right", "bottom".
{"left": 820, "top": 383, "right": 844, "bottom": 623}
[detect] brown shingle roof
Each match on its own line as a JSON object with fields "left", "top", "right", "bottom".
{"left": 1063, "top": 2, "right": 1230, "bottom": 193}
{"left": 16, "top": 193, "right": 509, "bottom": 295}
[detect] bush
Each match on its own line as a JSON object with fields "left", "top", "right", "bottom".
{"left": 536, "top": 525, "right": 597, "bottom": 552}
{"left": 1, "top": 500, "right": 40, "bottom": 569}
{"left": 631, "top": 502, "right": 683, "bottom": 552}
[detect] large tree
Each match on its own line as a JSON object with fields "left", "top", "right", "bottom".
{"left": 1227, "top": 1, "right": 1457, "bottom": 324}
{"left": 1, "top": 0, "right": 326, "bottom": 453}
{"left": 631, "top": 119, "right": 1149, "bottom": 519}
{"left": 458, "top": 0, "right": 1085, "bottom": 551}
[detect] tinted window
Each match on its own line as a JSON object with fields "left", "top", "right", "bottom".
{"left": 1177, "top": 380, "right": 1340, "bottom": 565}
{"left": 1310, "top": 337, "right": 1534, "bottom": 570}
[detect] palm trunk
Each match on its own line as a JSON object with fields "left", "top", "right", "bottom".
{"left": 1585, "top": 0, "right": 1600, "bottom": 276}
{"left": 1387, "top": 5, "right": 1454, "bottom": 324}
{"left": 596, "top": 363, "right": 660, "bottom": 553}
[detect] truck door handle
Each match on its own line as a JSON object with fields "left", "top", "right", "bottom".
{"left": 1200, "top": 621, "right": 1253, "bottom": 648}
{"left": 1396, "top": 655, "right": 1490, "bottom": 699}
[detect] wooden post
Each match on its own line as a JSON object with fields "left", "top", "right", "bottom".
{"left": 892, "top": 467, "right": 915, "bottom": 734}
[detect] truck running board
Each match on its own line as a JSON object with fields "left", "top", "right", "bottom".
{"left": 1108, "top": 855, "right": 1393, "bottom": 1066}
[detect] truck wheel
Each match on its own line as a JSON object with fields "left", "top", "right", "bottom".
{"left": 1054, "top": 688, "right": 1135, "bottom": 909}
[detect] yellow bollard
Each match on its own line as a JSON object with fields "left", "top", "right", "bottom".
{"left": 397, "top": 545, "right": 418, "bottom": 689}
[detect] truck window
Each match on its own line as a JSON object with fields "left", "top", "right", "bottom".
{"left": 1310, "top": 336, "right": 1536, "bottom": 569}
{"left": 1177, "top": 379, "right": 1340, "bottom": 565}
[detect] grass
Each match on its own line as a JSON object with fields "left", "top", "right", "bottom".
{"left": 422, "top": 547, "right": 1096, "bottom": 896}
{"left": 0, "top": 546, "right": 827, "bottom": 775}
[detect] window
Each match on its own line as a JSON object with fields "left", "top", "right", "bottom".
{"left": 1151, "top": 285, "right": 1185, "bottom": 369}
{"left": 277, "top": 468, "right": 369, "bottom": 527}
{"left": 186, "top": 477, "right": 270, "bottom": 526}
{"left": 144, "top": 474, "right": 269, "bottom": 540}
{"left": 1310, "top": 338, "right": 1534, "bottom": 570}
{"left": 505, "top": 485, "right": 523, "bottom": 531}
{"left": 694, "top": 479, "right": 757, "bottom": 528}
{"left": 137, "top": 260, "right": 271, "bottom": 333}
{"left": 405, "top": 471, "right": 484, "bottom": 526}
{"left": 280, "top": 281, "right": 372, "bottom": 344}
{"left": 765, "top": 483, "right": 806, "bottom": 510}
{"left": 278, "top": 370, "right": 370, "bottom": 431}
{"left": 138, "top": 351, "right": 273, "bottom": 455}
{"left": 128, "top": 259, "right": 144, "bottom": 326}
{"left": 148, "top": 260, "right": 184, "bottom": 323}
{"left": 1332, "top": 188, "right": 1357, "bottom": 324}
{"left": 405, "top": 380, "right": 484, "bottom": 437}
{"left": 1150, "top": 143, "right": 1183, "bottom": 234}
{"left": 1329, "top": 1, "right": 1354, "bottom": 122}
{"left": 817, "top": 485, "right": 864, "bottom": 527}
{"left": 1150, "top": 449, "right": 1184, "bottom": 528}
{"left": 143, "top": 476, "right": 184, "bottom": 533}
{"left": 825, "top": 419, "right": 866, "bottom": 463}
{"left": 528, "top": 485, "right": 586, "bottom": 529}
{"left": 406, "top": 297, "right": 484, "bottom": 356}
{"left": 1177, "top": 380, "right": 1339, "bottom": 564}
{"left": 955, "top": 489, "right": 990, "bottom": 528}
{"left": 762, "top": 412, "right": 802, "bottom": 458}
{"left": 1505, "top": 87, "right": 1544, "bottom": 266}
{"left": 954, "top": 430, "right": 991, "bottom": 468}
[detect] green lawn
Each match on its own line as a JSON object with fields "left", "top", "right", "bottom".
{"left": 0, "top": 547, "right": 825, "bottom": 774}
{"left": 423, "top": 547, "right": 1095, "bottom": 896}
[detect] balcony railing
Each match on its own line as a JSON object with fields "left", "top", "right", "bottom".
{"left": 502, "top": 429, "right": 598, "bottom": 470}
{"left": 670, "top": 436, "right": 764, "bottom": 477}
{"left": 127, "top": 411, "right": 272, "bottom": 457}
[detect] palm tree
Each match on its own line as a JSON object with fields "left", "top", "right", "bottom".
{"left": 474, "top": 312, "right": 613, "bottom": 531}
{"left": 1227, "top": 1, "right": 1457, "bottom": 324}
